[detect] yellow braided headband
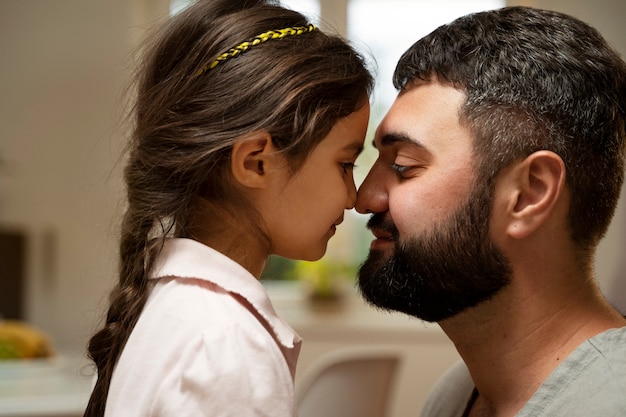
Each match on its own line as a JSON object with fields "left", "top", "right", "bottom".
{"left": 197, "top": 24, "right": 317, "bottom": 76}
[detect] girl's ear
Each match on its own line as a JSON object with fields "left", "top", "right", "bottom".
{"left": 499, "top": 150, "right": 566, "bottom": 239}
{"left": 231, "top": 132, "right": 278, "bottom": 189}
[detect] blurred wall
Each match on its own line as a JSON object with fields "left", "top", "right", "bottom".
{"left": 0, "top": 0, "right": 624, "bottom": 355}
{"left": 0, "top": 0, "right": 169, "bottom": 353}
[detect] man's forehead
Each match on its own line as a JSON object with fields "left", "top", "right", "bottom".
{"left": 371, "top": 84, "right": 473, "bottom": 161}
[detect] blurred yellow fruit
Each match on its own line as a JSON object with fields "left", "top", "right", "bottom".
{"left": 0, "top": 320, "right": 53, "bottom": 359}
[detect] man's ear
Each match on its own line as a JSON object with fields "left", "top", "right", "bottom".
{"left": 501, "top": 150, "right": 566, "bottom": 239}
{"left": 231, "top": 132, "right": 277, "bottom": 189}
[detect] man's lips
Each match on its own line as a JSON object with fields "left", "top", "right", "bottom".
{"left": 370, "top": 227, "right": 394, "bottom": 248}
{"left": 371, "top": 227, "right": 393, "bottom": 240}
{"left": 366, "top": 213, "right": 398, "bottom": 248}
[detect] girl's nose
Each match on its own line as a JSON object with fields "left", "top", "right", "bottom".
{"left": 345, "top": 175, "right": 358, "bottom": 210}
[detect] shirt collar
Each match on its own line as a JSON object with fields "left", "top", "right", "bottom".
{"left": 150, "top": 238, "right": 301, "bottom": 350}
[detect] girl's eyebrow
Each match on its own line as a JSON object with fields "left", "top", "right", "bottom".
{"left": 343, "top": 141, "right": 364, "bottom": 156}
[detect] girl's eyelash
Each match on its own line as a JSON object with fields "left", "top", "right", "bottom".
{"left": 341, "top": 162, "right": 357, "bottom": 172}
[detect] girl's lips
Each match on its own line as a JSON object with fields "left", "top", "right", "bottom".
{"left": 330, "top": 216, "right": 344, "bottom": 232}
{"left": 328, "top": 217, "right": 343, "bottom": 237}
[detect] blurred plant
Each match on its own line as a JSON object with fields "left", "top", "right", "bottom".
{"left": 260, "top": 255, "right": 298, "bottom": 281}
{"left": 293, "top": 259, "right": 356, "bottom": 301}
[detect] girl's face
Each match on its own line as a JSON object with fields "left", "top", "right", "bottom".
{"left": 263, "top": 104, "right": 370, "bottom": 261}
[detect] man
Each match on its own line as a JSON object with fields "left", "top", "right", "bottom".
{"left": 356, "top": 6, "right": 626, "bottom": 417}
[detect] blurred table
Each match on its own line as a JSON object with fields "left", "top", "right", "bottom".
{"left": 0, "top": 355, "right": 92, "bottom": 417}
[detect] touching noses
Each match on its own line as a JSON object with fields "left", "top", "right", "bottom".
{"left": 345, "top": 175, "right": 358, "bottom": 209}
{"left": 355, "top": 164, "right": 388, "bottom": 214}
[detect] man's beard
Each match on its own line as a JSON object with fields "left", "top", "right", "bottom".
{"left": 357, "top": 179, "right": 512, "bottom": 322}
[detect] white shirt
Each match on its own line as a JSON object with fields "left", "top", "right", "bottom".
{"left": 104, "top": 238, "right": 302, "bottom": 417}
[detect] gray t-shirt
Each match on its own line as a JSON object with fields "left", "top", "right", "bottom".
{"left": 421, "top": 326, "right": 626, "bottom": 417}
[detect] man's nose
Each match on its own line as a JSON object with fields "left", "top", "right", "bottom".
{"left": 356, "top": 163, "right": 389, "bottom": 214}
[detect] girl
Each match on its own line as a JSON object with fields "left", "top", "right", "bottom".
{"left": 84, "top": 0, "right": 373, "bottom": 416}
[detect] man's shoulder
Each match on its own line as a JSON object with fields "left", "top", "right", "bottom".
{"left": 573, "top": 326, "right": 626, "bottom": 377}
{"left": 519, "top": 326, "right": 626, "bottom": 416}
{"left": 587, "top": 325, "right": 626, "bottom": 355}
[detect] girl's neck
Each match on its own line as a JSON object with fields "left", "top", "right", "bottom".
{"left": 188, "top": 199, "right": 270, "bottom": 278}
{"left": 201, "top": 233, "right": 268, "bottom": 278}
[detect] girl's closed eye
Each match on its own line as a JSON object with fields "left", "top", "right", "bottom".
{"left": 341, "top": 161, "right": 357, "bottom": 173}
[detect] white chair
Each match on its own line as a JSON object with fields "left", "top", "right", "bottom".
{"left": 296, "top": 348, "right": 402, "bottom": 417}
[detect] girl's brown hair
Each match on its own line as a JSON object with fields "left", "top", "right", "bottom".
{"left": 84, "top": 1, "right": 373, "bottom": 415}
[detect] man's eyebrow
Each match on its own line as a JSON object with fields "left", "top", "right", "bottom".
{"left": 373, "top": 133, "right": 424, "bottom": 149}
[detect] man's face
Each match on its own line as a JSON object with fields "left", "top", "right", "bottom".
{"left": 355, "top": 81, "right": 511, "bottom": 322}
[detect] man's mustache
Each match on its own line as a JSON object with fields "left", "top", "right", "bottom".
{"left": 366, "top": 213, "right": 400, "bottom": 240}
